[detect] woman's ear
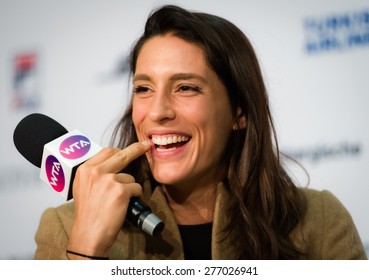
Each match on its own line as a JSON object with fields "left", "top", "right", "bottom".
{"left": 233, "top": 108, "right": 247, "bottom": 130}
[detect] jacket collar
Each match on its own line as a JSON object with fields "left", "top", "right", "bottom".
{"left": 146, "top": 182, "right": 238, "bottom": 259}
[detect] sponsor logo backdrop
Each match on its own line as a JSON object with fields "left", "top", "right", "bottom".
{"left": 0, "top": 0, "right": 368, "bottom": 259}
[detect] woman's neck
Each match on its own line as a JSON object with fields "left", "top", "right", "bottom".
{"left": 162, "top": 182, "right": 218, "bottom": 225}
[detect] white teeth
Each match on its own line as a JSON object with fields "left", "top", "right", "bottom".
{"left": 152, "top": 135, "right": 190, "bottom": 146}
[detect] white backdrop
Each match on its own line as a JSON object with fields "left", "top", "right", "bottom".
{"left": 0, "top": 0, "right": 368, "bottom": 259}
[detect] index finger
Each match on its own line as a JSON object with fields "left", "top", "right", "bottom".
{"left": 99, "top": 141, "right": 151, "bottom": 174}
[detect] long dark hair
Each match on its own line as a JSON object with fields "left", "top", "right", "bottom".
{"left": 112, "top": 5, "right": 306, "bottom": 259}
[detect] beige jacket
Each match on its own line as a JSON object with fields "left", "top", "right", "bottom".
{"left": 34, "top": 184, "right": 367, "bottom": 260}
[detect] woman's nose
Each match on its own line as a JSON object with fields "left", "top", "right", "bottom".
{"left": 148, "top": 92, "right": 176, "bottom": 123}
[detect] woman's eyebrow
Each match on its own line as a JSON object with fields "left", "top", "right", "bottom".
{"left": 169, "top": 73, "right": 206, "bottom": 83}
{"left": 133, "top": 74, "right": 151, "bottom": 82}
{"left": 133, "top": 73, "right": 207, "bottom": 83}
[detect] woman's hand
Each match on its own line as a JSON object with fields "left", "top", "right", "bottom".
{"left": 67, "top": 141, "right": 150, "bottom": 259}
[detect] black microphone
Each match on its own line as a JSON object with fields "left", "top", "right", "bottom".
{"left": 13, "top": 113, "right": 164, "bottom": 236}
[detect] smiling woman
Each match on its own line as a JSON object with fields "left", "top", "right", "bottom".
{"left": 132, "top": 34, "right": 234, "bottom": 192}
{"left": 34, "top": 5, "right": 367, "bottom": 260}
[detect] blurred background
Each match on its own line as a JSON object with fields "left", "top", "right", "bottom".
{"left": 1, "top": 0, "right": 368, "bottom": 259}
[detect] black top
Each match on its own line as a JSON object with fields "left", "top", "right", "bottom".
{"left": 178, "top": 222, "right": 212, "bottom": 260}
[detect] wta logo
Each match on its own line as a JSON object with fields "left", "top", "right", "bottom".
{"left": 45, "top": 155, "right": 65, "bottom": 192}
{"left": 59, "top": 135, "right": 91, "bottom": 159}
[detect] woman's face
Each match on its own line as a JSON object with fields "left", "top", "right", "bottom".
{"left": 132, "top": 34, "right": 234, "bottom": 189}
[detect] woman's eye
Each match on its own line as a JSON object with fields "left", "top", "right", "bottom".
{"left": 178, "top": 85, "right": 201, "bottom": 93}
{"left": 133, "top": 86, "right": 150, "bottom": 94}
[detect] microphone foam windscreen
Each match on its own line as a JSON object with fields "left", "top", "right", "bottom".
{"left": 13, "top": 113, "right": 68, "bottom": 167}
